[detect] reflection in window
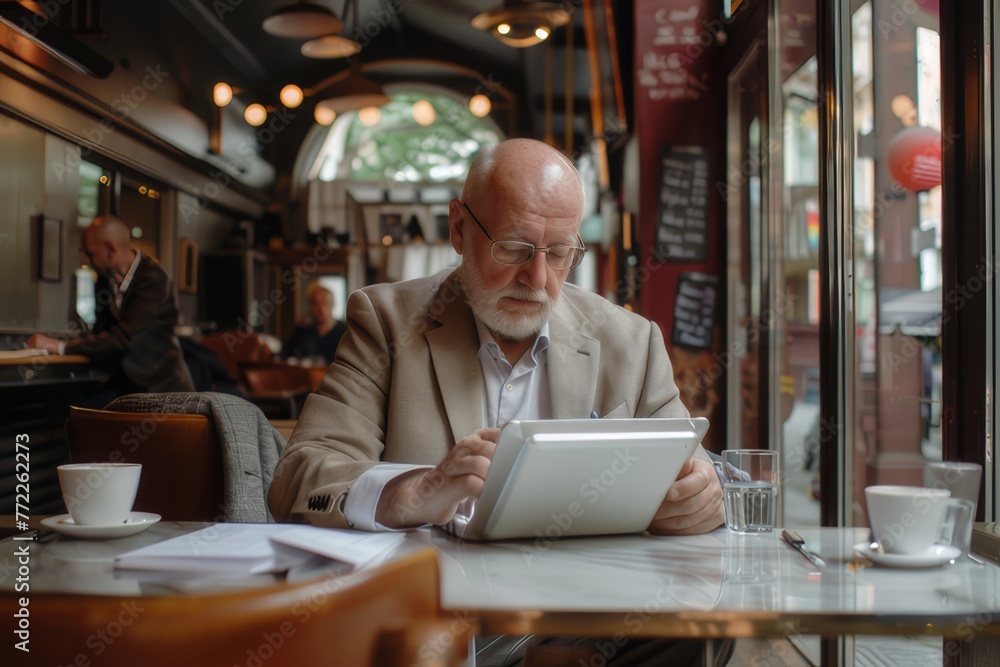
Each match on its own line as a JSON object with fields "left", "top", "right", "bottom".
{"left": 77, "top": 161, "right": 111, "bottom": 227}
{"left": 75, "top": 267, "right": 97, "bottom": 329}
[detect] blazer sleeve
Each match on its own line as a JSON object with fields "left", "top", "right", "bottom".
{"left": 268, "top": 289, "right": 393, "bottom": 527}
{"left": 640, "top": 320, "right": 690, "bottom": 419}
{"left": 633, "top": 319, "right": 718, "bottom": 465}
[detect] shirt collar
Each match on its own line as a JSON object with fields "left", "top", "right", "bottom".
{"left": 474, "top": 317, "right": 550, "bottom": 363}
{"left": 117, "top": 250, "right": 142, "bottom": 294}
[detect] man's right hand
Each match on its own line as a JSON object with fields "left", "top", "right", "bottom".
{"left": 27, "top": 334, "right": 61, "bottom": 354}
{"left": 375, "top": 427, "right": 500, "bottom": 528}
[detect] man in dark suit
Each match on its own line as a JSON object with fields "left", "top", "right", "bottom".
{"left": 29, "top": 215, "right": 194, "bottom": 403}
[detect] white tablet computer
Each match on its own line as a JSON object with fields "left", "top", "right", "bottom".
{"left": 447, "top": 417, "right": 709, "bottom": 541}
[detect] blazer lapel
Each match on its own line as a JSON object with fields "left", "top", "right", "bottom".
{"left": 547, "top": 300, "right": 599, "bottom": 419}
{"left": 425, "top": 276, "right": 486, "bottom": 443}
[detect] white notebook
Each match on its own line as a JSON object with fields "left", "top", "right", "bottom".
{"left": 0, "top": 349, "right": 49, "bottom": 359}
{"left": 114, "top": 524, "right": 404, "bottom": 574}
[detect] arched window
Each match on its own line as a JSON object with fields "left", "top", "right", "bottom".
{"left": 308, "top": 86, "right": 503, "bottom": 183}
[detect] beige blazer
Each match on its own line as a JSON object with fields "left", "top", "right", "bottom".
{"left": 268, "top": 270, "right": 693, "bottom": 527}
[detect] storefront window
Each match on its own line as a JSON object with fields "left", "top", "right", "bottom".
{"left": 851, "top": 0, "right": 944, "bottom": 527}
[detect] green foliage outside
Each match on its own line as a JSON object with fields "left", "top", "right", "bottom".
{"left": 340, "top": 92, "right": 501, "bottom": 182}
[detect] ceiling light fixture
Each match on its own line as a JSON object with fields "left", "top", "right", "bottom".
{"left": 411, "top": 100, "right": 436, "bottom": 126}
{"left": 471, "top": 0, "right": 571, "bottom": 48}
{"left": 468, "top": 94, "right": 492, "bottom": 118}
{"left": 301, "top": 34, "right": 361, "bottom": 59}
{"left": 314, "top": 57, "right": 390, "bottom": 115}
{"left": 214, "top": 81, "right": 306, "bottom": 127}
{"left": 262, "top": 2, "right": 343, "bottom": 39}
{"left": 244, "top": 103, "right": 268, "bottom": 127}
{"left": 311, "top": 0, "right": 389, "bottom": 114}
{"left": 358, "top": 106, "right": 381, "bottom": 127}
{"left": 314, "top": 106, "right": 337, "bottom": 126}
{"left": 299, "top": 0, "right": 361, "bottom": 58}
{"left": 213, "top": 82, "right": 234, "bottom": 107}
{"left": 279, "top": 84, "right": 305, "bottom": 108}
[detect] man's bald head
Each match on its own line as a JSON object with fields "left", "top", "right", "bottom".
{"left": 461, "top": 139, "right": 584, "bottom": 219}
{"left": 83, "top": 216, "right": 136, "bottom": 280}
{"left": 86, "top": 216, "right": 132, "bottom": 249}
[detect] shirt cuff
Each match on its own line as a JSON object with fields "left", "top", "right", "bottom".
{"left": 343, "top": 463, "right": 433, "bottom": 531}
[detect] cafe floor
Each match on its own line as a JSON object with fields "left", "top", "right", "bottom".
{"left": 728, "top": 636, "right": 942, "bottom": 666}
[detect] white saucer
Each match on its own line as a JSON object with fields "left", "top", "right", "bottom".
{"left": 41, "top": 512, "right": 161, "bottom": 539}
{"left": 853, "top": 542, "right": 961, "bottom": 568}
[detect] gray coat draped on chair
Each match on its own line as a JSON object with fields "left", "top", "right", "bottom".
{"left": 105, "top": 392, "right": 285, "bottom": 522}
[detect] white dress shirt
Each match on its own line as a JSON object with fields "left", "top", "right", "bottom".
{"left": 342, "top": 320, "right": 552, "bottom": 530}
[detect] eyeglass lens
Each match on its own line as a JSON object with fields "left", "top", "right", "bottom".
{"left": 463, "top": 202, "right": 584, "bottom": 269}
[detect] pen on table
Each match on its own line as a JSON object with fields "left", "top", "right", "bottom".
{"left": 11, "top": 529, "right": 57, "bottom": 542}
{"left": 781, "top": 529, "right": 826, "bottom": 568}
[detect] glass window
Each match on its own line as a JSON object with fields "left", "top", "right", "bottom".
{"left": 852, "top": 0, "right": 944, "bottom": 527}
{"left": 780, "top": 57, "right": 821, "bottom": 528}
{"left": 310, "top": 89, "right": 502, "bottom": 183}
{"left": 75, "top": 160, "right": 114, "bottom": 329}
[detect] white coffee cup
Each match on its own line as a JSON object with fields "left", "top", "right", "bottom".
{"left": 57, "top": 463, "right": 141, "bottom": 526}
{"left": 865, "top": 485, "right": 974, "bottom": 556}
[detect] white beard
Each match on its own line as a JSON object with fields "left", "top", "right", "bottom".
{"left": 457, "top": 260, "right": 553, "bottom": 341}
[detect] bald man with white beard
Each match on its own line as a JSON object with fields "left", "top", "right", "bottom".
{"left": 269, "top": 138, "right": 725, "bottom": 666}
{"left": 271, "top": 139, "right": 723, "bottom": 533}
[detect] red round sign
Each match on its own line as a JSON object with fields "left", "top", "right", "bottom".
{"left": 888, "top": 126, "right": 942, "bottom": 192}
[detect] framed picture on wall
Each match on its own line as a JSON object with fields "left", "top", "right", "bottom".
{"left": 37, "top": 215, "right": 63, "bottom": 282}
{"left": 178, "top": 238, "right": 198, "bottom": 293}
{"left": 378, "top": 213, "right": 405, "bottom": 244}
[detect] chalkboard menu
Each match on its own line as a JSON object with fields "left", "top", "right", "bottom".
{"left": 656, "top": 146, "right": 710, "bottom": 262}
{"left": 672, "top": 272, "right": 717, "bottom": 350}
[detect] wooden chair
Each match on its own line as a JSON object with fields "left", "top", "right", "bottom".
{"left": 238, "top": 361, "right": 313, "bottom": 418}
{"left": 1, "top": 548, "right": 470, "bottom": 666}
{"left": 199, "top": 330, "right": 275, "bottom": 383}
{"left": 307, "top": 365, "right": 328, "bottom": 391}
{"left": 66, "top": 405, "right": 225, "bottom": 521}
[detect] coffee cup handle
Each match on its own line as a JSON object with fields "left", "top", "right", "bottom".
{"left": 939, "top": 498, "right": 975, "bottom": 551}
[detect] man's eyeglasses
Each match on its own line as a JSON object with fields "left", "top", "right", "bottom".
{"left": 462, "top": 202, "right": 585, "bottom": 270}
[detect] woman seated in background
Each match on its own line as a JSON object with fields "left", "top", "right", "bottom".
{"left": 280, "top": 283, "right": 347, "bottom": 365}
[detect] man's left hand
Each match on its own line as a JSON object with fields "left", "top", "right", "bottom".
{"left": 26, "top": 334, "right": 61, "bottom": 354}
{"left": 647, "top": 457, "right": 725, "bottom": 535}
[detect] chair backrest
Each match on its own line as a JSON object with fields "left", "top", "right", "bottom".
{"left": 239, "top": 361, "right": 312, "bottom": 394}
{"left": 66, "top": 405, "right": 225, "bottom": 521}
{"left": 199, "top": 330, "right": 274, "bottom": 381}
{"left": 307, "top": 365, "right": 328, "bottom": 391}
{"left": 4, "top": 548, "right": 469, "bottom": 667}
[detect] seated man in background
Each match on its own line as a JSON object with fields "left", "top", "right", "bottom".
{"left": 279, "top": 282, "right": 347, "bottom": 365}
{"left": 28, "top": 215, "right": 194, "bottom": 405}
{"left": 270, "top": 139, "right": 724, "bottom": 665}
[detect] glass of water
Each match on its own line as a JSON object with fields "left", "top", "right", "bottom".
{"left": 721, "top": 449, "right": 779, "bottom": 533}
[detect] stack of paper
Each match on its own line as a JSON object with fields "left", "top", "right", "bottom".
{"left": 0, "top": 348, "right": 49, "bottom": 359}
{"left": 114, "top": 524, "right": 406, "bottom": 574}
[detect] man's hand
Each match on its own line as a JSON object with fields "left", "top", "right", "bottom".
{"left": 375, "top": 428, "right": 501, "bottom": 529}
{"left": 26, "top": 334, "right": 61, "bottom": 354}
{"left": 647, "top": 457, "right": 725, "bottom": 535}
